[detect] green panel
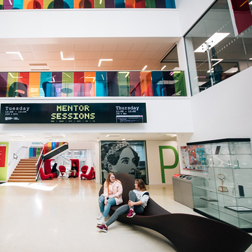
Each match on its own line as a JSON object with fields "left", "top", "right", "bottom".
{"left": 94, "top": 0, "right": 105, "bottom": 8}
{"left": 0, "top": 142, "right": 9, "bottom": 181}
{"left": 62, "top": 72, "right": 74, "bottom": 97}
{"left": 145, "top": 0, "right": 155, "bottom": 8}
{"left": 7, "top": 72, "right": 18, "bottom": 97}
{"left": 159, "top": 146, "right": 179, "bottom": 183}
{"left": 36, "top": 148, "right": 41, "bottom": 157}
{"left": 174, "top": 71, "right": 187, "bottom": 96}
{"left": 118, "top": 72, "right": 130, "bottom": 96}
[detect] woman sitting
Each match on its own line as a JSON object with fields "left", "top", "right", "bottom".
{"left": 97, "top": 172, "right": 123, "bottom": 225}
{"left": 97, "top": 179, "right": 149, "bottom": 232}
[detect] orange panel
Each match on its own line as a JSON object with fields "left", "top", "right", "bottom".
{"left": 84, "top": 72, "right": 96, "bottom": 96}
{"left": 140, "top": 71, "right": 153, "bottom": 96}
{"left": 29, "top": 72, "right": 40, "bottom": 97}
{"left": 125, "top": 0, "right": 135, "bottom": 8}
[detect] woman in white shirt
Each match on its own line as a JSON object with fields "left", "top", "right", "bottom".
{"left": 97, "top": 179, "right": 149, "bottom": 232}
{"left": 97, "top": 172, "right": 123, "bottom": 225}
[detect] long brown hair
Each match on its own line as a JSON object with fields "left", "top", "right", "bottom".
{"left": 105, "top": 172, "right": 116, "bottom": 190}
{"left": 135, "top": 179, "right": 147, "bottom": 191}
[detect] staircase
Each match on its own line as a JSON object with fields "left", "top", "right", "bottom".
{"left": 8, "top": 159, "right": 38, "bottom": 182}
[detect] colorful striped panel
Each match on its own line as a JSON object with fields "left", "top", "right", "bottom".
{"left": 3, "top": 0, "right": 13, "bottom": 9}
{"left": 118, "top": 72, "right": 129, "bottom": 96}
{"left": 114, "top": 0, "right": 124, "bottom": 8}
{"left": 13, "top": 0, "right": 23, "bottom": 8}
{"left": 145, "top": 0, "right": 155, "bottom": 8}
{"left": 129, "top": 71, "right": 141, "bottom": 96}
{"left": 84, "top": 72, "right": 96, "bottom": 96}
{"left": 140, "top": 71, "right": 153, "bottom": 96}
{"left": 52, "top": 72, "right": 62, "bottom": 97}
{"left": 94, "top": 0, "right": 104, "bottom": 8}
{"left": 105, "top": 0, "right": 114, "bottom": 8}
{"left": 29, "top": 72, "right": 40, "bottom": 97}
{"left": 96, "top": 71, "right": 107, "bottom": 96}
{"left": 40, "top": 72, "right": 52, "bottom": 97}
{"left": 62, "top": 72, "right": 74, "bottom": 97}
{"left": 0, "top": 72, "right": 7, "bottom": 97}
{"left": 74, "top": 72, "right": 84, "bottom": 97}
{"left": 107, "top": 72, "right": 118, "bottom": 96}
{"left": 64, "top": 0, "right": 73, "bottom": 7}
{"left": 151, "top": 71, "right": 163, "bottom": 96}
{"left": 125, "top": 0, "right": 134, "bottom": 8}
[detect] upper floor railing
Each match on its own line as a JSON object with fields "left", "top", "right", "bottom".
{"left": 0, "top": 70, "right": 187, "bottom": 97}
{"left": 0, "top": 0, "right": 175, "bottom": 10}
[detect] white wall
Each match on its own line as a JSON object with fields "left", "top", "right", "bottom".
{"left": 0, "top": 9, "right": 181, "bottom": 39}
{"left": 0, "top": 98, "right": 194, "bottom": 134}
{"left": 146, "top": 140, "right": 180, "bottom": 185}
{"left": 7, "top": 141, "right": 29, "bottom": 180}
{"left": 176, "top": 0, "right": 215, "bottom": 35}
{"left": 190, "top": 67, "right": 252, "bottom": 143}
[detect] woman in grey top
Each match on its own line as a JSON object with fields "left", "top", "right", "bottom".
{"left": 97, "top": 179, "right": 149, "bottom": 233}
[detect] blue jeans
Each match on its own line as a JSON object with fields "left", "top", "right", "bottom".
{"left": 99, "top": 195, "right": 116, "bottom": 218}
{"left": 106, "top": 190, "right": 144, "bottom": 227}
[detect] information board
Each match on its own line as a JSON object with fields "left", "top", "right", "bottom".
{"left": 0, "top": 103, "right": 147, "bottom": 124}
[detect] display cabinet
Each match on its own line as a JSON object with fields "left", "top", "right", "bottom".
{"left": 190, "top": 138, "right": 252, "bottom": 231}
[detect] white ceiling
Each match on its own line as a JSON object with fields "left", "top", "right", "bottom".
{"left": 0, "top": 132, "right": 178, "bottom": 142}
{"left": 0, "top": 37, "right": 178, "bottom": 72}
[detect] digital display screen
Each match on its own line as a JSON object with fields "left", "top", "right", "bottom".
{"left": 0, "top": 103, "right": 147, "bottom": 124}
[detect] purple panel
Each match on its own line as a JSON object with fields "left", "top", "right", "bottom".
{"left": 105, "top": 0, "right": 114, "bottom": 8}
{"left": 0, "top": 72, "right": 7, "bottom": 97}
{"left": 3, "top": 0, "right": 13, "bottom": 9}
{"left": 55, "top": 142, "right": 59, "bottom": 148}
{"left": 52, "top": 72, "right": 62, "bottom": 97}
{"left": 33, "top": 148, "right": 37, "bottom": 157}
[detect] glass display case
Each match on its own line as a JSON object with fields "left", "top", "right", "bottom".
{"left": 191, "top": 138, "right": 252, "bottom": 231}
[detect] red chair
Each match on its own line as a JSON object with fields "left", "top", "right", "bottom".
{"left": 80, "top": 165, "right": 88, "bottom": 180}
{"left": 92, "top": 169, "right": 95, "bottom": 179}
{"left": 39, "top": 167, "right": 53, "bottom": 180}
{"left": 82, "top": 167, "right": 94, "bottom": 180}
{"left": 70, "top": 159, "right": 79, "bottom": 178}
{"left": 44, "top": 159, "right": 58, "bottom": 178}
{"left": 59, "top": 165, "right": 66, "bottom": 177}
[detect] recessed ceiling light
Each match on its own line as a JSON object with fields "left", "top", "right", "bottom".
{"left": 249, "top": 58, "right": 252, "bottom": 60}
{"left": 122, "top": 138, "right": 126, "bottom": 140}
{"left": 161, "top": 65, "right": 166, "bottom": 70}
{"left": 194, "top": 33, "right": 230, "bottom": 53}
{"left": 60, "top": 51, "right": 74, "bottom": 61}
{"left": 142, "top": 65, "right": 147, "bottom": 71}
{"left": 98, "top": 59, "right": 113, "bottom": 67}
{"left": 6, "top": 52, "right": 24, "bottom": 60}
{"left": 224, "top": 67, "right": 238, "bottom": 73}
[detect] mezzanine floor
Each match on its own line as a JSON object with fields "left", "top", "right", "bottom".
{"left": 0, "top": 178, "right": 251, "bottom": 252}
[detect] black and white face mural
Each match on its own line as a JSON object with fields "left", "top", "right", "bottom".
{"left": 101, "top": 141, "right": 148, "bottom": 184}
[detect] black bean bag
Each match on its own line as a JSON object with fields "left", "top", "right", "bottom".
{"left": 99, "top": 173, "right": 252, "bottom": 252}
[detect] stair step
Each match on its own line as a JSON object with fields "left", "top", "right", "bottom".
{"left": 14, "top": 170, "right": 37, "bottom": 173}
{"left": 10, "top": 176, "right": 36, "bottom": 179}
{"left": 12, "top": 173, "right": 37, "bottom": 176}
{"left": 8, "top": 179, "right": 36, "bottom": 182}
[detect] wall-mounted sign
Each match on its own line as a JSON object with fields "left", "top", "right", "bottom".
{"left": 0, "top": 103, "right": 147, "bottom": 124}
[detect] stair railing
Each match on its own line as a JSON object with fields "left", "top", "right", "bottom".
{"left": 36, "top": 148, "right": 44, "bottom": 181}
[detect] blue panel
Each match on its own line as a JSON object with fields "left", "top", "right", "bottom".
{"left": 151, "top": 71, "right": 163, "bottom": 96}
{"left": 13, "top": 0, "right": 23, "bottom": 9}
{"left": 64, "top": 0, "right": 73, "bottom": 8}
{"left": 29, "top": 148, "right": 33, "bottom": 157}
{"left": 96, "top": 72, "right": 107, "bottom": 96}
{"left": 165, "top": 0, "right": 175, "bottom": 8}
{"left": 51, "top": 142, "right": 56, "bottom": 150}
{"left": 114, "top": 0, "right": 124, "bottom": 8}
{"left": 41, "top": 72, "right": 52, "bottom": 97}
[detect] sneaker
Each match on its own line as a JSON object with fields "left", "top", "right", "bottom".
{"left": 127, "top": 209, "right": 136, "bottom": 218}
{"left": 97, "top": 213, "right": 103, "bottom": 220}
{"left": 97, "top": 224, "right": 108, "bottom": 233}
{"left": 97, "top": 216, "right": 105, "bottom": 225}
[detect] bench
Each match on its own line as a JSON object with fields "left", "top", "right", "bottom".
{"left": 99, "top": 173, "right": 252, "bottom": 252}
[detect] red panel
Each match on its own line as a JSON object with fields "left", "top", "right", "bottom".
{"left": 230, "top": 0, "right": 252, "bottom": 35}
{"left": 0, "top": 146, "right": 6, "bottom": 168}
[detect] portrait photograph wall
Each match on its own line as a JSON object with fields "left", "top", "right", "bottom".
{"left": 100, "top": 141, "right": 148, "bottom": 184}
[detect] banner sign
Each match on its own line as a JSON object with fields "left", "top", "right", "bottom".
{"left": 0, "top": 103, "right": 147, "bottom": 124}
{"left": 228, "top": 0, "right": 252, "bottom": 36}
{"left": 0, "top": 145, "right": 6, "bottom": 168}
